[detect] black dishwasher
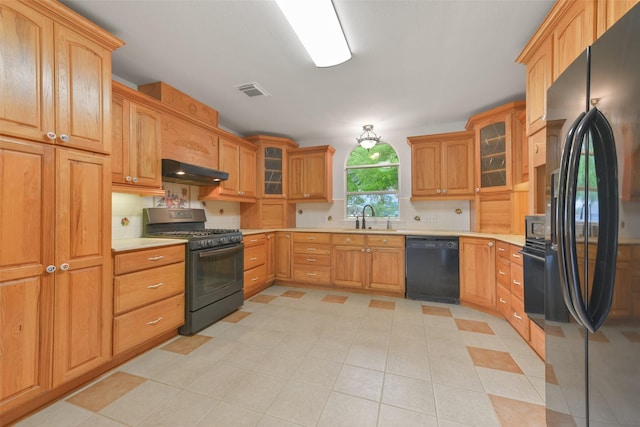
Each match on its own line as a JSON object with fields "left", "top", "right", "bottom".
{"left": 405, "top": 236, "right": 460, "bottom": 304}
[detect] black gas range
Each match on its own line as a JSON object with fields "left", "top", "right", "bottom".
{"left": 143, "top": 208, "right": 244, "bottom": 335}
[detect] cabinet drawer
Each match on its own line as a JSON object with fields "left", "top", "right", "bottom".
{"left": 331, "top": 234, "right": 365, "bottom": 246}
{"left": 510, "top": 245, "right": 523, "bottom": 266}
{"left": 496, "top": 257, "right": 511, "bottom": 288}
{"left": 244, "top": 233, "right": 266, "bottom": 247}
{"left": 293, "top": 242, "right": 331, "bottom": 255}
{"left": 497, "top": 284, "right": 510, "bottom": 319}
{"left": 114, "top": 262, "right": 185, "bottom": 314}
{"left": 293, "top": 232, "right": 331, "bottom": 244}
{"left": 113, "top": 294, "right": 184, "bottom": 354}
{"left": 293, "top": 265, "right": 331, "bottom": 284}
{"left": 367, "top": 235, "right": 404, "bottom": 248}
{"left": 114, "top": 244, "right": 185, "bottom": 274}
{"left": 244, "top": 264, "right": 267, "bottom": 293}
{"left": 511, "top": 263, "right": 524, "bottom": 301}
{"left": 509, "top": 294, "right": 530, "bottom": 341}
{"left": 293, "top": 253, "right": 331, "bottom": 266}
{"left": 244, "top": 244, "right": 266, "bottom": 270}
{"left": 496, "top": 241, "right": 511, "bottom": 261}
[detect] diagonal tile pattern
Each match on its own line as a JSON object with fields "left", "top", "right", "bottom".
{"left": 16, "top": 286, "right": 546, "bottom": 427}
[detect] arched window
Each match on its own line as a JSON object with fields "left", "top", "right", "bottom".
{"left": 346, "top": 143, "right": 400, "bottom": 218}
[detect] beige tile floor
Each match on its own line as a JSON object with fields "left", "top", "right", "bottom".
{"left": 14, "top": 286, "right": 546, "bottom": 427}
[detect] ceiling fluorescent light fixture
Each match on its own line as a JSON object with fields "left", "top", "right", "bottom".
{"left": 275, "top": 0, "right": 351, "bottom": 67}
{"left": 356, "top": 125, "right": 381, "bottom": 150}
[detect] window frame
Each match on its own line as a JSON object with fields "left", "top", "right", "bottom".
{"left": 344, "top": 143, "right": 401, "bottom": 219}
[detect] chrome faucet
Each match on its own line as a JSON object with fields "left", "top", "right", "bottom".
{"left": 361, "top": 204, "right": 375, "bottom": 230}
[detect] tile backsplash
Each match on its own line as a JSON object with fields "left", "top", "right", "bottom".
{"left": 112, "top": 183, "right": 241, "bottom": 241}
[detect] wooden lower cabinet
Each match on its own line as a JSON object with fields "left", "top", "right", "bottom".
{"left": 292, "top": 233, "right": 332, "bottom": 285}
{"left": 112, "top": 244, "right": 185, "bottom": 355}
{"left": 330, "top": 234, "right": 405, "bottom": 295}
{"left": 460, "top": 237, "right": 496, "bottom": 310}
{"left": 275, "top": 232, "right": 292, "bottom": 280}
{"left": 243, "top": 233, "right": 269, "bottom": 298}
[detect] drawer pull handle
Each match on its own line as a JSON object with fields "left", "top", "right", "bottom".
{"left": 499, "top": 270, "right": 506, "bottom": 275}
{"left": 250, "top": 257, "right": 258, "bottom": 261}
{"left": 307, "top": 258, "right": 316, "bottom": 262}
{"left": 306, "top": 273, "right": 317, "bottom": 276}
{"left": 147, "top": 317, "right": 164, "bottom": 326}
{"left": 498, "top": 247, "right": 505, "bottom": 252}
{"left": 513, "top": 280, "right": 522, "bottom": 286}
{"left": 148, "top": 255, "right": 165, "bottom": 261}
{"left": 252, "top": 277, "right": 258, "bottom": 281}
{"left": 513, "top": 312, "right": 522, "bottom": 320}
{"left": 307, "top": 237, "right": 317, "bottom": 240}
{"left": 383, "top": 239, "right": 388, "bottom": 244}
{"left": 251, "top": 239, "right": 258, "bottom": 242}
{"left": 147, "top": 282, "right": 165, "bottom": 289}
{"left": 499, "top": 298, "right": 506, "bottom": 304}
{"left": 512, "top": 253, "right": 521, "bottom": 258}
{"left": 307, "top": 247, "right": 316, "bottom": 251}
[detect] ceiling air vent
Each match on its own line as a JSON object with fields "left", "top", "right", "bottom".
{"left": 234, "top": 82, "right": 270, "bottom": 98}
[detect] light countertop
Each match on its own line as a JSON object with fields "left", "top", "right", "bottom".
{"left": 241, "top": 228, "right": 526, "bottom": 247}
{"left": 112, "top": 238, "right": 188, "bottom": 252}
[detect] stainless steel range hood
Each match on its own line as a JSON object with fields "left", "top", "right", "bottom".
{"left": 162, "top": 159, "right": 229, "bottom": 186}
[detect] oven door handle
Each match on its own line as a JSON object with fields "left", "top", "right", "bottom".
{"left": 519, "top": 250, "right": 545, "bottom": 262}
{"left": 198, "top": 245, "right": 244, "bottom": 258}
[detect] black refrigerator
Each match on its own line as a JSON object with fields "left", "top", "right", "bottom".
{"left": 545, "top": 4, "right": 640, "bottom": 426}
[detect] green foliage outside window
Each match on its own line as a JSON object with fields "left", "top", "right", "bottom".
{"left": 346, "top": 143, "right": 400, "bottom": 218}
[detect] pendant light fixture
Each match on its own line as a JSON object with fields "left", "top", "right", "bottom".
{"left": 356, "top": 125, "right": 381, "bottom": 150}
{"left": 275, "top": 0, "right": 351, "bottom": 67}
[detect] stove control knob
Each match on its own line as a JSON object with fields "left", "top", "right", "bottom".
{"left": 221, "top": 237, "right": 228, "bottom": 245}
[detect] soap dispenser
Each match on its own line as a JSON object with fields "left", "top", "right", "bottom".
{"left": 355, "top": 216, "right": 360, "bottom": 229}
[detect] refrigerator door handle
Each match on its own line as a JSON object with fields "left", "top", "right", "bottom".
{"left": 556, "top": 113, "right": 585, "bottom": 325}
{"left": 563, "top": 107, "right": 619, "bottom": 332}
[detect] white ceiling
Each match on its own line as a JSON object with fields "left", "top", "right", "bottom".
{"left": 61, "top": 0, "right": 554, "bottom": 146}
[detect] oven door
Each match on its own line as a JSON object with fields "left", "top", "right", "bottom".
{"left": 188, "top": 243, "right": 244, "bottom": 310}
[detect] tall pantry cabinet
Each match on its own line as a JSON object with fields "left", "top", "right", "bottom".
{"left": 0, "top": 0, "right": 123, "bottom": 420}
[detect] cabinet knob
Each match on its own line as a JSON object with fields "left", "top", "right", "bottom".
{"left": 366, "top": 248, "right": 372, "bottom": 253}
{"left": 46, "top": 131, "right": 57, "bottom": 140}
{"left": 442, "top": 189, "right": 448, "bottom": 194}
{"left": 60, "top": 263, "right": 70, "bottom": 271}
{"left": 286, "top": 234, "right": 290, "bottom": 239}
{"left": 361, "top": 248, "right": 365, "bottom": 252}
{"left": 382, "top": 239, "right": 388, "bottom": 244}
{"left": 436, "top": 189, "right": 441, "bottom": 194}
{"left": 488, "top": 241, "right": 494, "bottom": 247}
{"left": 59, "top": 134, "right": 70, "bottom": 142}
{"left": 125, "top": 176, "right": 133, "bottom": 182}
{"left": 46, "top": 265, "right": 57, "bottom": 273}
{"left": 475, "top": 187, "right": 480, "bottom": 193}
{"left": 132, "top": 177, "right": 139, "bottom": 183}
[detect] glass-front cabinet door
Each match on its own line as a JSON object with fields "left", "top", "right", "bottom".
{"left": 479, "top": 121, "right": 507, "bottom": 188}
{"left": 264, "top": 146, "right": 284, "bottom": 196}
{"left": 245, "top": 135, "right": 298, "bottom": 199}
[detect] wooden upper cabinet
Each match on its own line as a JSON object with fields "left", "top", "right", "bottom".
{"left": 466, "top": 101, "right": 526, "bottom": 193}
{"left": 0, "top": 1, "right": 122, "bottom": 152}
{"left": 200, "top": 135, "right": 257, "bottom": 202}
{"left": 552, "top": 0, "right": 595, "bottom": 80}
{"left": 245, "top": 135, "right": 299, "bottom": 198}
{"left": 288, "top": 145, "right": 335, "bottom": 203}
{"left": 0, "top": 2, "right": 54, "bottom": 143}
{"left": 112, "top": 82, "right": 162, "bottom": 193}
{"left": 524, "top": 37, "right": 552, "bottom": 136}
{"left": 597, "top": 0, "right": 640, "bottom": 37}
{"left": 407, "top": 131, "right": 474, "bottom": 199}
